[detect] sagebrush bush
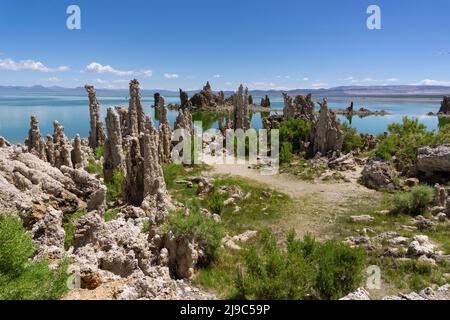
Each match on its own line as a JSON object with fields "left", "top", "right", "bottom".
{"left": 0, "top": 215, "right": 69, "bottom": 300}
{"left": 163, "top": 210, "right": 224, "bottom": 264}
{"left": 341, "top": 122, "right": 364, "bottom": 153}
{"left": 392, "top": 185, "right": 434, "bottom": 216}
{"left": 232, "top": 229, "right": 367, "bottom": 300}
{"left": 280, "top": 141, "right": 294, "bottom": 164}
{"left": 279, "top": 118, "right": 312, "bottom": 153}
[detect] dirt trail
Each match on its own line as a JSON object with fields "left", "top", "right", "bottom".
{"left": 212, "top": 162, "right": 374, "bottom": 239}
{"left": 212, "top": 163, "right": 372, "bottom": 203}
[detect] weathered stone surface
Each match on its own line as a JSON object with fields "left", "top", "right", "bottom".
{"left": 85, "top": 85, "right": 106, "bottom": 149}
{"left": 0, "top": 136, "right": 11, "bottom": 148}
{"left": 283, "top": 93, "right": 315, "bottom": 121}
{"left": 189, "top": 82, "right": 223, "bottom": 110}
{"left": 438, "top": 96, "right": 450, "bottom": 115}
{"left": 104, "top": 107, "right": 125, "bottom": 182}
{"left": 156, "top": 96, "right": 172, "bottom": 164}
{"left": 52, "top": 121, "right": 73, "bottom": 168}
{"left": 174, "top": 109, "right": 193, "bottom": 134}
{"left": 260, "top": 95, "right": 271, "bottom": 108}
{"left": 71, "top": 134, "right": 86, "bottom": 169}
{"left": 127, "top": 80, "right": 141, "bottom": 137}
{"left": 361, "top": 160, "right": 396, "bottom": 190}
{"left": 25, "top": 116, "right": 47, "bottom": 161}
{"left": 122, "top": 137, "right": 144, "bottom": 206}
{"left": 179, "top": 89, "right": 192, "bottom": 109}
{"left": 163, "top": 231, "right": 200, "bottom": 279}
{"left": 417, "top": 144, "right": 450, "bottom": 174}
{"left": 312, "top": 99, "right": 344, "bottom": 155}
{"left": 340, "top": 288, "right": 370, "bottom": 300}
{"left": 233, "top": 84, "right": 250, "bottom": 130}
{"left": 32, "top": 207, "right": 66, "bottom": 262}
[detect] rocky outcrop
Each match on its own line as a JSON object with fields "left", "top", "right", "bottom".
{"left": 283, "top": 93, "right": 315, "bottom": 121}
{"left": 189, "top": 82, "right": 223, "bottom": 110}
{"left": 127, "top": 80, "right": 141, "bottom": 137}
{"left": 71, "top": 134, "right": 86, "bottom": 169}
{"left": 438, "top": 96, "right": 450, "bottom": 115}
{"left": 233, "top": 84, "right": 250, "bottom": 130}
{"left": 52, "top": 121, "right": 73, "bottom": 169}
{"left": 361, "top": 160, "right": 396, "bottom": 190}
{"left": 260, "top": 95, "right": 271, "bottom": 108}
{"left": 32, "top": 207, "right": 66, "bottom": 262}
{"left": 174, "top": 109, "right": 193, "bottom": 134}
{"left": 312, "top": 99, "right": 344, "bottom": 155}
{"left": 85, "top": 85, "right": 106, "bottom": 149}
{"left": 122, "top": 137, "right": 144, "bottom": 206}
{"left": 342, "top": 285, "right": 450, "bottom": 300}
{"left": 179, "top": 89, "right": 192, "bottom": 109}
{"left": 163, "top": 231, "right": 201, "bottom": 279}
{"left": 417, "top": 144, "right": 450, "bottom": 175}
{"left": 0, "top": 136, "right": 11, "bottom": 148}
{"left": 0, "top": 145, "right": 103, "bottom": 219}
{"left": 103, "top": 108, "right": 126, "bottom": 182}
{"left": 156, "top": 96, "right": 172, "bottom": 164}
{"left": 25, "top": 116, "right": 47, "bottom": 161}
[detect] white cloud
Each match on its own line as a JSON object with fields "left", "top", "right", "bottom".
{"left": 338, "top": 76, "right": 354, "bottom": 81}
{"left": 46, "top": 77, "right": 62, "bottom": 82}
{"left": 225, "top": 81, "right": 233, "bottom": 86}
{"left": 141, "top": 69, "right": 153, "bottom": 78}
{"left": 302, "top": 77, "right": 309, "bottom": 81}
{"left": 0, "top": 58, "right": 69, "bottom": 72}
{"left": 164, "top": 73, "right": 179, "bottom": 79}
{"left": 213, "top": 74, "right": 222, "bottom": 78}
{"left": 416, "top": 79, "right": 450, "bottom": 86}
{"left": 86, "top": 62, "right": 133, "bottom": 76}
{"left": 186, "top": 75, "right": 196, "bottom": 79}
{"left": 386, "top": 78, "right": 400, "bottom": 82}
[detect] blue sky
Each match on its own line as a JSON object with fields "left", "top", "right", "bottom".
{"left": 0, "top": 0, "right": 449, "bottom": 90}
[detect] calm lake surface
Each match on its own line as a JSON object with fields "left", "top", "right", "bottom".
{"left": 0, "top": 94, "right": 443, "bottom": 144}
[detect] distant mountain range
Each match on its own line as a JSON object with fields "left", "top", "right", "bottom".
{"left": 0, "top": 85, "right": 449, "bottom": 98}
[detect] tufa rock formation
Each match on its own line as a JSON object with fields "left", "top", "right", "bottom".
{"left": 312, "top": 99, "right": 344, "bottom": 155}
{"left": 127, "top": 79, "right": 144, "bottom": 137}
{"left": 156, "top": 96, "right": 172, "bottom": 164}
{"left": 417, "top": 144, "right": 450, "bottom": 178}
{"left": 52, "top": 121, "right": 73, "bottom": 168}
{"left": 189, "top": 81, "right": 223, "bottom": 110}
{"left": 438, "top": 96, "right": 450, "bottom": 115}
{"left": 283, "top": 93, "right": 315, "bottom": 121}
{"left": 233, "top": 84, "right": 250, "bottom": 130}
{"left": 25, "top": 116, "right": 47, "bottom": 161}
{"left": 260, "top": 95, "right": 271, "bottom": 108}
{"left": 85, "top": 85, "right": 106, "bottom": 149}
{"left": 103, "top": 107, "right": 126, "bottom": 182}
{"left": 179, "top": 89, "right": 192, "bottom": 109}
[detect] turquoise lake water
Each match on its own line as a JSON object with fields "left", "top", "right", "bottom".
{"left": 0, "top": 94, "right": 444, "bottom": 144}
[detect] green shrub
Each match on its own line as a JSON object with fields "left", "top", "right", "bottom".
{"left": 341, "top": 122, "right": 364, "bottom": 153}
{"left": 106, "top": 170, "right": 124, "bottom": 202}
{"left": 279, "top": 118, "right": 312, "bottom": 154}
{"left": 280, "top": 141, "right": 294, "bottom": 164}
{"left": 312, "top": 240, "right": 367, "bottom": 300}
{"left": 371, "top": 117, "right": 450, "bottom": 172}
{"left": 94, "top": 146, "right": 105, "bottom": 160}
{"left": 392, "top": 185, "right": 434, "bottom": 216}
{"left": 86, "top": 158, "right": 103, "bottom": 176}
{"left": 208, "top": 192, "right": 227, "bottom": 215}
{"left": 232, "top": 229, "right": 367, "bottom": 300}
{"left": 162, "top": 211, "right": 224, "bottom": 264}
{"left": 0, "top": 215, "right": 69, "bottom": 300}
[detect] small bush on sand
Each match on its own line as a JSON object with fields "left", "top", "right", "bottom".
{"left": 341, "top": 122, "right": 364, "bottom": 153}
{"left": 232, "top": 229, "right": 366, "bottom": 300}
{"left": 392, "top": 185, "right": 434, "bottom": 216}
{"left": 208, "top": 192, "right": 227, "bottom": 215}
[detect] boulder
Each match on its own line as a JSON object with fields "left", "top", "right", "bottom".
{"left": 417, "top": 144, "right": 450, "bottom": 174}
{"left": 361, "top": 160, "right": 396, "bottom": 190}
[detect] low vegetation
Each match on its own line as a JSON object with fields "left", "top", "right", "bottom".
{"left": 162, "top": 210, "right": 224, "bottom": 264}
{"left": 105, "top": 170, "right": 124, "bottom": 202}
{"left": 0, "top": 215, "right": 69, "bottom": 300}
{"left": 341, "top": 122, "right": 364, "bottom": 153}
{"left": 372, "top": 117, "right": 450, "bottom": 173}
{"left": 391, "top": 185, "right": 434, "bottom": 216}
{"left": 63, "top": 209, "right": 86, "bottom": 249}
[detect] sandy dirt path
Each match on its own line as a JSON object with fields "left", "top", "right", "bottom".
{"left": 212, "top": 162, "right": 372, "bottom": 203}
